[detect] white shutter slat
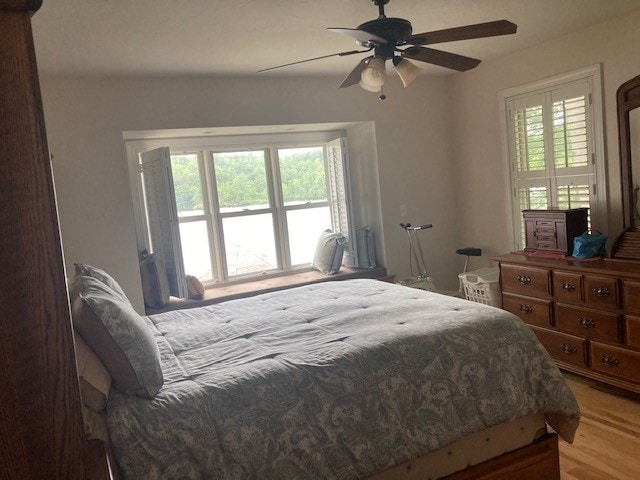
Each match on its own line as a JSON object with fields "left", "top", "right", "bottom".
{"left": 513, "top": 104, "right": 546, "bottom": 172}
{"left": 327, "top": 137, "right": 357, "bottom": 267}
{"left": 553, "top": 95, "right": 589, "bottom": 169}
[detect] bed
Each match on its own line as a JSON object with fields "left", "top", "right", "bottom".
{"left": 70, "top": 267, "right": 580, "bottom": 480}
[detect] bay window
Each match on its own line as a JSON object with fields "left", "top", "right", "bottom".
{"left": 135, "top": 132, "right": 354, "bottom": 296}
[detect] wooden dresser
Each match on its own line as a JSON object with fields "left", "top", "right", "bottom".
{"left": 494, "top": 253, "right": 640, "bottom": 393}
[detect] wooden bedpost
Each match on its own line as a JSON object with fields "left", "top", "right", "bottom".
{"left": 0, "top": 1, "right": 89, "bottom": 478}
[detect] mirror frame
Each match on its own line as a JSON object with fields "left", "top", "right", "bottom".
{"left": 617, "top": 73, "right": 640, "bottom": 231}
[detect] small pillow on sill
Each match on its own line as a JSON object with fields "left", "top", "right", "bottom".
{"left": 312, "top": 229, "right": 347, "bottom": 275}
{"left": 139, "top": 251, "right": 170, "bottom": 308}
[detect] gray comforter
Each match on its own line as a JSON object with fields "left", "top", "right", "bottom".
{"left": 107, "top": 279, "right": 579, "bottom": 479}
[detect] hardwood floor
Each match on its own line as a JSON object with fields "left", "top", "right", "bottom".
{"left": 559, "top": 372, "right": 640, "bottom": 479}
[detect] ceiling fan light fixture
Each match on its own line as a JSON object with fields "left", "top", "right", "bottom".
{"left": 258, "top": 0, "right": 518, "bottom": 98}
{"left": 393, "top": 57, "right": 421, "bottom": 87}
{"left": 360, "top": 57, "right": 386, "bottom": 91}
{"left": 359, "top": 79, "right": 382, "bottom": 92}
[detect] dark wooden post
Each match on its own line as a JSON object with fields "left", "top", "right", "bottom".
{"left": 0, "top": 1, "right": 89, "bottom": 478}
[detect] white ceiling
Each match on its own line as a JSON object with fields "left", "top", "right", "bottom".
{"left": 32, "top": 0, "right": 640, "bottom": 78}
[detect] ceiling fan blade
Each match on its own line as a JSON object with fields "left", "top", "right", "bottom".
{"left": 339, "top": 56, "right": 373, "bottom": 88}
{"left": 407, "top": 20, "right": 517, "bottom": 46}
{"left": 257, "top": 49, "right": 368, "bottom": 73}
{"left": 402, "top": 46, "right": 481, "bottom": 72}
{"left": 328, "top": 27, "right": 387, "bottom": 45}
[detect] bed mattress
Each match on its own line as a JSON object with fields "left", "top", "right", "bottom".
{"left": 107, "top": 279, "right": 579, "bottom": 479}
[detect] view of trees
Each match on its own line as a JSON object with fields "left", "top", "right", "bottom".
{"left": 171, "top": 154, "right": 203, "bottom": 215}
{"left": 171, "top": 148, "right": 328, "bottom": 213}
{"left": 278, "top": 147, "right": 327, "bottom": 204}
{"left": 214, "top": 151, "right": 269, "bottom": 208}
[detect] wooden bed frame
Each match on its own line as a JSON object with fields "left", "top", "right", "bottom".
{"left": 87, "top": 432, "right": 560, "bottom": 480}
{"left": 444, "top": 434, "right": 560, "bottom": 480}
{"left": 373, "top": 433, "right": 560, "bottom": 480}
{"left": 82, "top": 429, "right": 564, "bottom": 480}
{"left": 0, "top": 2, "right": 561, "bottom": 478}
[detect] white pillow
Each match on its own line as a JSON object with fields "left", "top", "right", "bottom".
{"left": 73, "top": 329, "right": 112, "bottom": 412}
{"left": 312, "top": 229, "right": 347, "bottom": 274}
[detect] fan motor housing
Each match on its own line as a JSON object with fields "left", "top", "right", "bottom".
{"left": 357, "top": 17, "right": 412, "bottom": 44}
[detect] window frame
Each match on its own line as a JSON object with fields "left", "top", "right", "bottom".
{"left": 499, "top": 64, "right": 607, "bottom": 251}
{"left": 199, "top": 144, "right": 334, "bottom": 282}
{"left": 128, "top": 130, "right": 353, "bottom": 287}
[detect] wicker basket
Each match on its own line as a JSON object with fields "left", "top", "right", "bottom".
{"left": 458, "top": 267, "right": 502, "bottom": 307}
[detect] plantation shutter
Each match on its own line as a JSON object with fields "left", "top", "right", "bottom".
{"left": 326, "top": 137, "right": 357, "bottom": 267}
{"left": 550, "top": 84, "right": 593, "bottom": 222}
{"left": 507, "top": 79, "right": 595, "bottom": 249}
{"left": 139, "top": 147, "right": 187, "bottom": 298}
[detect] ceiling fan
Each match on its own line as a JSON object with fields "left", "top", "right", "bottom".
{"left": 258, "top": 0, "right": 517, "bottom": 99}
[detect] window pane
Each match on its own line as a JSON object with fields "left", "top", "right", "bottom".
{"left": 553, "top": 96, "right": 588, "bottom": 169}
{"left": 214, "top": 151, "right": 269, "bottom": 212}
{"left": 223, "top": 214, "right": 277, "bottom": 276}
{"left": 514, "top": 105, "right": 545, "bottom": 172}
{"left": 278, "top": 147, "right": 328, "bottom": 205}
{"left": 178, "top": 220, "right": 213, "bottom": 281}
{"left": 171, "top": 154, "right": 204, "bottom": 217}
{"left": 287, "top": 206, "right": 331, "bottom": 266}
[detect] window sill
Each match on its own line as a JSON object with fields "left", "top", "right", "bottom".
{"left": 145, "top": 266, "right": 391, "bottom": 315}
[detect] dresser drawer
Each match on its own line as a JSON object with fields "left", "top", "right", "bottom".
{"left": 529, "top": 326, "right": 586, "bottom": 367}
{"left": 552, "top": 271, "right": 583, "bottom": 305}
{"left": 501, "top": 264, "right": 551, "bottom": 298}
{"left": 555, "top": 304, "right": 621, "bottom": 343}
{"left": 502, "top": 293, "right": 552, "bottom": 327}
{"left": 494, "top": 252, "right": 640, "bottom": 394}
{"left": 534, "top": 226, "right": 556, "bottom": 249}
{"left": 590, "top": 341, "right": 640, "bottom": 384}
{"left": 626, "top": 315, "right": 640, "bottom": 349}
{"left": 624, "top": 281, "right": 640, "bottom": 313}
{"left": 584, "top": 275, "right": 619, "bottom": 310}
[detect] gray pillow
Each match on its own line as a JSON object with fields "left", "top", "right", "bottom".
{"left": 72, "top": 275, "right": 163, "bottom": 398}
{"left": 74, "top": 263, "right": 131, "bottom": 306}
{"left": 356, "top": 227, "right": 377, "bottom": 268}
{"left": 139, "top": 253, "right": 170, "bottom": 308}
{"left": 312, "top": 229, "right": 347, "bottom": 274}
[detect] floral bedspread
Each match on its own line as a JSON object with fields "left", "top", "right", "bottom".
{"left": 107, "top": 279, "right": 579, "bottom": 479}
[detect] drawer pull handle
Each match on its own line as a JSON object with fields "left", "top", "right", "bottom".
{"left": 519, "top": 304, "right": 533, "bottom": 314}
{"left": 562, "top": 283, "right": 576, "bottom": 292}
{"left": 601, "top": 355, "right": 620, "bottom": 367}
{"left": 517, "top": 275, "right": 532, "bottom": 285}
{"left": 579, "top": 317, "right": 596, "bottom": 329}
{"left": 593, "top": 287, "right": 610, "bottom": 296}
{"left": 561, "top": 343, "right": 577, "bottom": 354}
